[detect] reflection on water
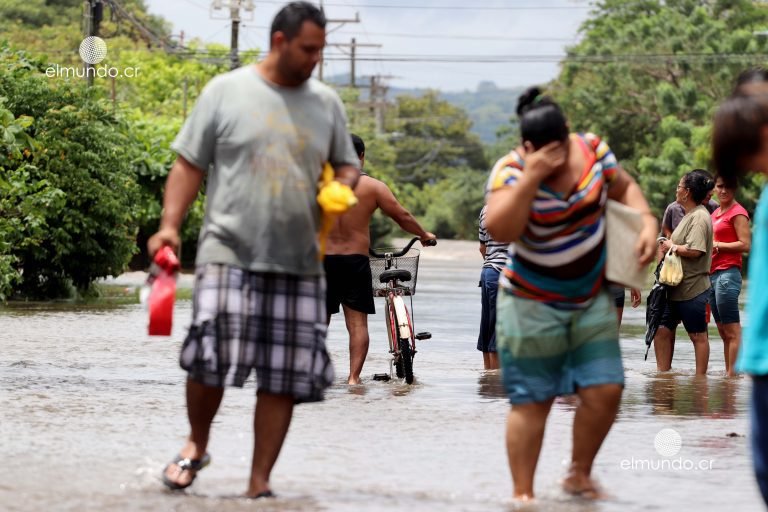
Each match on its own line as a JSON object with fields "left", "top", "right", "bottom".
{"left": 477, "top": 371, "right": 506, "bottom": 400}
{"left": 0, "top": 249, "right": 763, "bottom": 511}
{"left": 346, "top": 384, "right": 367, "bottom": 397}
{"left": 646, "top": 373, "right": 740, "bottom": 418}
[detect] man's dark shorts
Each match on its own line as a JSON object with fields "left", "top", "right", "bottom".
{"left": 324, "top": 254, "right": 376, "bottom": 317}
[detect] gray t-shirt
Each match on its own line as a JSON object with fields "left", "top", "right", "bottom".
{"left": 172, "top": 66, "right": 359, "bottom": 276}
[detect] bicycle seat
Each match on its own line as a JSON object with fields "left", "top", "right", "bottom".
{"left": 379, "top": 269, "right": 412, "bottom": 283}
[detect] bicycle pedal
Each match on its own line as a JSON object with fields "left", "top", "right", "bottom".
{"left": 415, "top": 332, "right": 431, "bottom": 340}
{"left": 372, "top": 373, "right": 391, "bottom": 381}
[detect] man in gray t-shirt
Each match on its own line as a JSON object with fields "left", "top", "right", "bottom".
{"left": 148, "top": 2, "right": 359, "bottom": 499}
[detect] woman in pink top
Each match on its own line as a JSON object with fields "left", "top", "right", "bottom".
{"left": 710, "top": 175, "right": 751, "bottom": 376}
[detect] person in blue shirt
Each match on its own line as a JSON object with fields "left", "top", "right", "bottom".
{"left": 712, "top": 69, "right": 768, "bottom": 506}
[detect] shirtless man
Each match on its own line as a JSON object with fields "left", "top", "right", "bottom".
{"left": 326, "top": 134, "right": 437, "bottom": 384}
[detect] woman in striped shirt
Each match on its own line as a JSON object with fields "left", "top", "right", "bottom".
{"left": 485, "top": 87, "right": 657, "bottom": 501}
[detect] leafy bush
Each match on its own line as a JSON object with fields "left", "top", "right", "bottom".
{"left": 0, "top": 46, "right": 139, "bottom": 298}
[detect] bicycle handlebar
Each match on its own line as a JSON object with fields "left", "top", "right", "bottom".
{"left": 369, "top": 236, "right": 436, "bottom": 258}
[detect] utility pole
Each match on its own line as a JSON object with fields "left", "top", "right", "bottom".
{"left": 371, "top": 75, "right": 387, "bottom": 135}
{"left": 210, "top": 0, "right": 255, "bottom": 70}
{"left": 328, "top": 39, "right": 381, "bottom": 87}
{"left": 351, "top": 38, "right": 356, "bottom": 87}
{"left": 83, "top": 0, "right": 103, "bottom": 87}
{"left": 362, "top": 74, "right": 393, "bottom": 135}
{"left": 229, "top": 2, "right": 240, "bottom": 70}
{"left": 319, "top": 0, "right": 361, "bottom": 82}
{"left": 182, "top": 77, "right": 189, "bottom": 120}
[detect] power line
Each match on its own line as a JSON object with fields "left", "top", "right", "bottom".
{"left": 252, "top": 0, "right": 590, "bottom": 10}
{"left": 33, "top": 48, "right": 768, "bottom": 64}
{"left": 200, "top": 22, "right": 233, "bottom": 44}
{"left": 240, "top": 30, "right": 262, "bottom": 56}
{"left": 106, "top": 0, "right": 179, "bottom": 52}
{"left": 240, "top": 24, "right": 576, "bottom": 42}
{"left": 328, "top": 39, "right": 382, "bottom": 86}
{"left": 333, "top": 30, "right": 578, "bottom": 42}
{"left": 318, "top": 0, "right": 366, "bottom": 81}
{"left": 319, "top": 52, "right": 768, "bottom": 64}
{"left": 332, "top": 0, "right": 388, "bottom": 76}
{"left": 179, "top": 0, "right": 210, "bottom": 10}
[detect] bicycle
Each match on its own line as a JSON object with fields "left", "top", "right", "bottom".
{"left": 368, "top": 236, "right": 436, "bottom": 384}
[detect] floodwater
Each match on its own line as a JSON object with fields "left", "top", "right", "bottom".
{"left": 0, "top": 240, "right": 763, "bottom": 511}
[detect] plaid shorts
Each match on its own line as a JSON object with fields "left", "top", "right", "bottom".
{"left": 180, "top": 264, "right": 335, "bottom": 403}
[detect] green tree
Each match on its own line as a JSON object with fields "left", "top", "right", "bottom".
{"left": 343, "top": 91, "right": 489, "bottom": 241}
{"left": 418, "top": 170, "right": 487, "bottom": 239}
{"left": 390, "top": 91, "right": 488, "bottom": 187}
{"left": 0, "top": 46, "right": 139, "bottom": 298}
{"left": 552, "top": 0, "right": 768, "bottom": 216}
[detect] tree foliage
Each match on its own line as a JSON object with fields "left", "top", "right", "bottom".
{"left": 344, "top": 90, "right": 489, "bottom": 243}
{"left": 0, "top": 0, "right": 496, "bottom": 300}
{"left": 0, "top": 46, "right": 139, "bottom": 298}
{"left": 553, "top": 0, "right": 768, "bottom": 216}
{"left": 389, "top": 91, "right": 487, "bottom": 187}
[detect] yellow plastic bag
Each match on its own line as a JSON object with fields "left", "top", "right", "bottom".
{"left": 317, "top": 163, "right": 358, "bottom": 260}
{"left": 317, "top": 180, "right": 356, "bottom": 214}
{"left": 659, "top": 248, "right": 684, "bottom": 286}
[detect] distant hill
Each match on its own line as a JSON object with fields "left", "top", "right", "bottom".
{"left": 326, "top": 75, "right": 522, "bottom": 144}
{"left": 391, "top": 81, "right": 524, "bottom": 144}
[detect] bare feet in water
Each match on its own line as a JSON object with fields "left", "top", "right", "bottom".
{"left": 245, "top": 490, "right": 276, "bottom": 499}
{"left": 561, "top": 471, "right": 606, "bottom": 499}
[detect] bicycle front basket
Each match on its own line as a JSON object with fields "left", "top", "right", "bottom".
{"left": 369, "top": 247, "right": 420, "bottom": 296}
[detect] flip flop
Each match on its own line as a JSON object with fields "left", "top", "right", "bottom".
{"left": 162, "top": 453, "right": 211, "bottom": 491}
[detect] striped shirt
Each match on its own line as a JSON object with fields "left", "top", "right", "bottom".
{"left": 486, "top": 133, "right": 619, "bottom": 308}
{"left": 478, "top": 205, "right": 509, "bottom": 271}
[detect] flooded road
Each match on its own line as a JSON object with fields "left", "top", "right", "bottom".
{"left": 0, "top": 240, "right": 762, "bottom": 511}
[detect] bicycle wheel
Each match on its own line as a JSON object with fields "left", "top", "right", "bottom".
{"left": 388, "top": 302, "right": 405, "bottom": 378}
{"left": 394, "top": 352, "right": 405, "bottom": 379}
{"left": 398, "top": 337, "right": 414, "bottom": 384}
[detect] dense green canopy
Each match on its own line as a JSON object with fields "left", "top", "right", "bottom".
{"left": 553, "top": 0, "right": 768, "bottom": 215}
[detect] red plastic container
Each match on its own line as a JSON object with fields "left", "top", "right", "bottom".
{"left": 147, "top": 246, "right": 180, "bottom": 336}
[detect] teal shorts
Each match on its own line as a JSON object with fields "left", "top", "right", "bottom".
{"left": 496, "top": 290, "right": 624, "bottom": 405}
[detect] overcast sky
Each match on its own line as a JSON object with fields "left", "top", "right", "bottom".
{"left": 144, "top": 0, "right": 592, "bottom": 91}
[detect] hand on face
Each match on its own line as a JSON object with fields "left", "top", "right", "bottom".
{"left": 523, "top": 140, "right": 568, "bottom": 181}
